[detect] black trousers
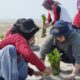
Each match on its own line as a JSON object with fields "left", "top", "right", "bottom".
{"left": 59, "top": 49, "right": 75, "bottom": 64}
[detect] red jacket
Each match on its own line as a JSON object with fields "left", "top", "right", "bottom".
{"left": 47, "top": 4, "right": 61, "bottom": 24}
{"left": 73, "top": 11, "right": 80, "bottom": 28}
{"left": 73, "top": 0, "right": 80, "bottom": 28}
{"left": 0, "top": 33, "right": 46, "bottom": 72}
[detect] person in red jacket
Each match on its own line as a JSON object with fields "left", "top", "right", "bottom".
{"left": 0, "top": 18, "right": 52, "bottom": 80}
{"left": 5, "top": 20, "right": 40, "bottom": 51}
{"left": 73, "top": 0, "right": 80, "bottom": 29}
{"left": 42, "top": 0, "right": 71, "bottom": 27}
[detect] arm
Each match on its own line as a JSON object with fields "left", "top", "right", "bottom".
{"left": 14, "top": 34, "right": 46, "bottom": 72}
{"left": 47, "top": 12, "right": 52, "bottom": 23}
{"left": 67, "top": 43, "right": 80, "bottom": 79}
{"left": 40, "top": 35, "right": 54, "bottom": 61}
{"left": 28, "top": 67, "right": 42, "bottom": 76}
{"left": 52, "top": 5, "right": 61, "bottom": 24}
{"left": 73, "top": 44, "right": 80, "bottom": 74}
{"left": 0, "top": 33, "right": 46, "bottom": 72}
{"left": 73, "top": 64, "right": 80, "bottom": 74}
{"left": 67, "top": 64, "right": 80, "bottom": 79}
{"left": 73, "top": 44, "right": 80, "bottom": 69}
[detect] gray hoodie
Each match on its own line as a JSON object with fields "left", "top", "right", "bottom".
{"left": 40, "top": 29, "right": 80, "bottom": 64}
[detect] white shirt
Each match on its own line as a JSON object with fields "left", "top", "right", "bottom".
{"left": 60, "top": 5, "right": 72, "bottom": 23}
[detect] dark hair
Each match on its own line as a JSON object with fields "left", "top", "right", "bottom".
{"left": 11, "top": 18, "right": 39, "bottom": 40}
{"left": 42, "top": 0, "right": 60, "bottom": 10}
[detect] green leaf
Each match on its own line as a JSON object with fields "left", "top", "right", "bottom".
{"left": 47, "top": 48, "right": 61, "bottom": 76}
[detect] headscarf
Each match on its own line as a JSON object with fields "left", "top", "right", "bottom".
{"left": 11, "top": 18, "right": 39, "bottom": 40}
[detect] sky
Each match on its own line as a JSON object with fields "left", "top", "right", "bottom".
{"left": 0, "top": 0, "right": 77, "bottom": 20}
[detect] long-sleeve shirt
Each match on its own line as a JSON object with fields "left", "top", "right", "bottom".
{"left": 40, "top": 30, "right": 80, "bottom": 64}
{"left": 5, "top": 27, "right": 37, "bottom": 75}
{"left": 47, "top": 5, "right": 61, "bottom": 24}
{"left": 47, "top": 4, "right": 72, "bottom": 24}
{"left": 0, "top": 33, "right": 46, "bottom": 72}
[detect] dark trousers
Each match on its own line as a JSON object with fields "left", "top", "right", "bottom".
{"left": 60, "top": 50, "right": 75, "bottom": 64}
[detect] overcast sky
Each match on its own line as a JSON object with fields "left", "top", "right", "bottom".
{"left": 0, "top": 0, "right": 77, "bottom": 19}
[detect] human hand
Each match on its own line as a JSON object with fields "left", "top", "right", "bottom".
{"left": 45, "top": 22, "right": 50, "bottom": 28}
{"left": 43, "top": 67, "right": 52, "bottom": 76}
{"left": 45, "top": 21, "right": 54, "bottom": 28}
{"left": 34, "top": 71, "right": 42, "bottom": 76}
{"left": 65, "top": 72, "right": 76, "bottom": 80}
{"left": 28, "top": 36, "right": 35, "bottom": 45}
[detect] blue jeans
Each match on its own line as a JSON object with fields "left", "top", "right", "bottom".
{"left": 0, "top": 45, "right": 28, "bottom": 80}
